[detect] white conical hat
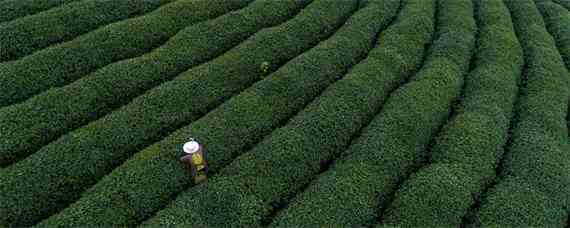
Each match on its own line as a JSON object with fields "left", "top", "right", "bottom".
{"left": 183, "top": 141, "right": 200, "bottom": 154}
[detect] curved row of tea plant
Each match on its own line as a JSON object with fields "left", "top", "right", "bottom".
{"left": 472, "top": 0, "right": 570, "bottom": 226}
{"left": 41, "top": 1, "right": 400, "bottom": 226}
{"left": 376, "top": 0, "right": 523, "bottom": 226}
{"left": 142, "top": 0, "right": 438, "bottom": 226}
{"left": 536, "top": 1, "right": 570, "bottom": 69}
{"left": 0, "top": 0, "right": 252, "bottom": 107}
{"left": 0, "top": 0, "right": 171, "bottom": 62}
{"left": 0, "top": 1, "right": 356, "bottom": 226}
{"left": 272, "top": 0, "right": 476, "bottom": 227}
{"left": 0, "top": 0, "right": 80, "bottom": 23}
{"left": 553, "top": 0, "right": 570, "bottom": 10}
{"left": 0, "top": 0, "right": 311, "bottom": 168}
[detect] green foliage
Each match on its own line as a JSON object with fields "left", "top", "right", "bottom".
{"left": 1, "top": 1, "right": 357, "bottom": 226}
{"left": 0, "top": 0, "right": 81, "bottom": 23}
{"left": 0, "top": 0, "right": 310, "bottom": 167}
{"left": 553, "top": 0, "right": 570, "bottom": 10}
{"left": 0, "top": 0, "right": 172, "bottom": 62}
{"left": 0, "top": 0, "right": 252, "bottom": 107}
{"left": 0, "top": 0, "right": 567, "bottom": 226}
{"left": 382, "top": 164, "right": 482, "bottom": 227}
{"left": 472, "top": 178, "right": 567, "bottom": 227}
{"left": 473, "top": 0, "right": 570, "bottom": 226}
{"left": 42, "top": 0, "right": 398, "bottom": 226}
{"left": 536, "top": 1, "right": 570, "bottom": 69}
{"left": 269, "top": 0, "right": 475, "bottom": 227}
{"left": 377, "top": 0, "right": 525, "bottom": 226}
{"left": 141, "top": 0, "right": 439, "bottom": 226}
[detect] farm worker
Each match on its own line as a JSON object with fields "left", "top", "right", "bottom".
{"left": 180, "top": 139, "right": 208, "bottom": 184}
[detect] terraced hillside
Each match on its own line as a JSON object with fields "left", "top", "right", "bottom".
{"left": 0, "top": 0, "right": 568, "bottom": 227}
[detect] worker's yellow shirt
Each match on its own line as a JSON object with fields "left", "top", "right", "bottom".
{"left": 191, "top": 154, "right": 204, "bottom": 165}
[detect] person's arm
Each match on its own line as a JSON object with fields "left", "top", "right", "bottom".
{"left": 180, "top": 155, "right": 197, "bottom": 177}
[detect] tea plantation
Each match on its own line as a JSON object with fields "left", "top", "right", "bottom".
{"left": 0, "top": 0, "right": 568, "bottom": 227}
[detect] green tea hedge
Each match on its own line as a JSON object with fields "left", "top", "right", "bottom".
{"left": 0, "top": 0, "right": 252, "bottom": 107}
{"left": 377, "top": 0, "right": 524, "bottom": 226}
{"left": 0, "top": 1, "right": 356, "bottom": 226}
{"left": 0, "top": 0, "right": 81, "bottom": 23}
{"left": 473, "top": 0, "right": 570, "bottom": 226}
{"left": 0, "top": 0, "right": 171, "bottom": 62}
{"left": 141, "top": 0, "right": 441, "bottom": 227}
{"left": 0, "top": 0, "right": 311, "bottom": 167}
{"left": 270, "top": 2, "right": 440, "bottom": 227}
{"left": 40, "top": 1, "right": 400, "bottom": 225}
{"left": 375, "top": 5, "right": 475, "bottom": 226}
{"left": 536, "top": 1, "right": 570, "bottom": 69}
{"left": 473, "top": 177, "right": 567, "bottom": 227}
{"left": 271, "top": 0, "right": 476, "bottom": 227}
{"left": 553, "top": 0, "right": 570, "bottom": 10}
